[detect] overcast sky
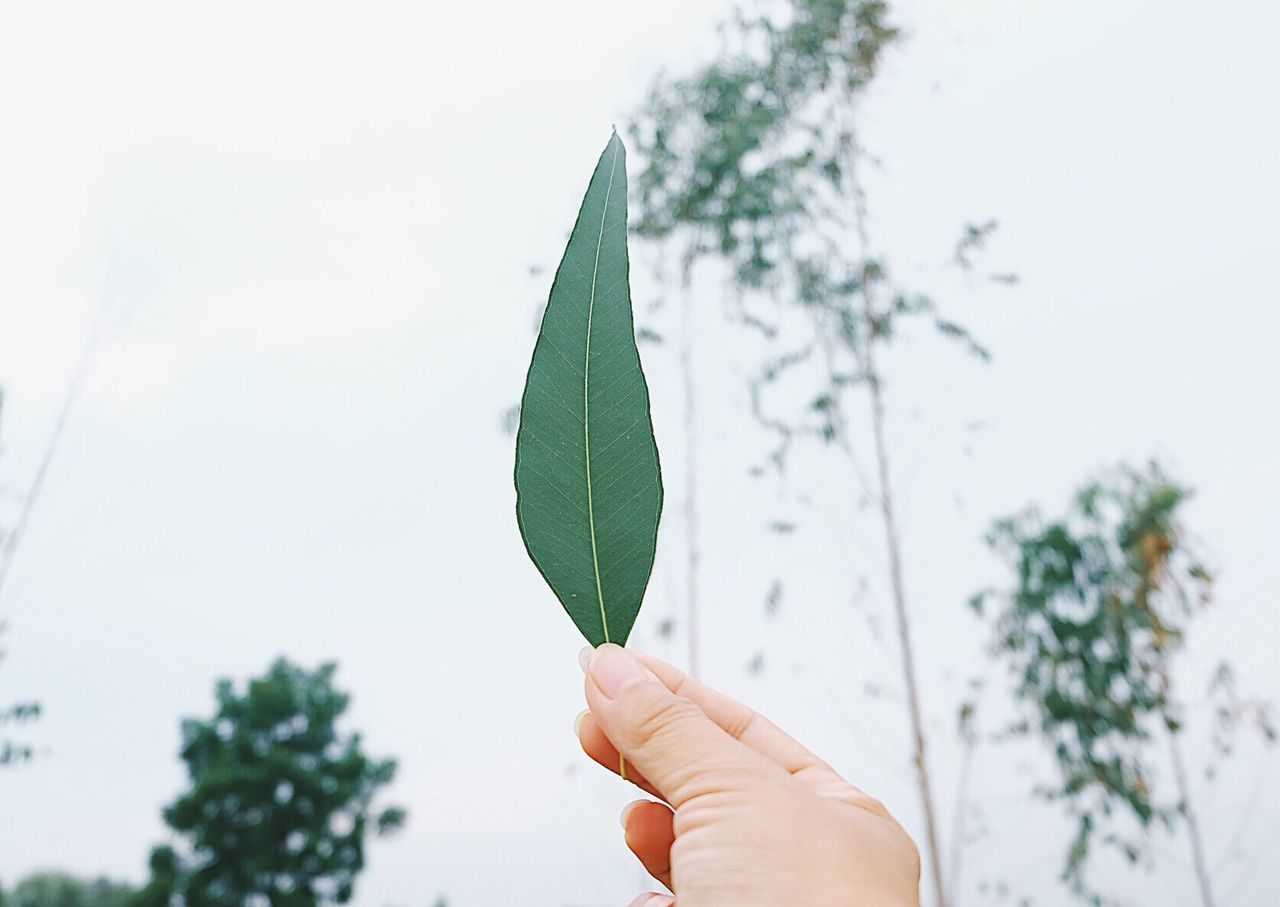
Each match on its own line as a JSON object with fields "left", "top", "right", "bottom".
{"left": 1, "top": 2, "right": 1277, "bottom": 905}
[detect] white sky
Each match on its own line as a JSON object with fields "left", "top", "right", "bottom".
{"left": 1, "top": 1, "right": 1277, "bottom": 905}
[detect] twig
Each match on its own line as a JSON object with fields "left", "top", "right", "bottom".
{"left": 0, "top": 325, "right": 100, "bottom": 605}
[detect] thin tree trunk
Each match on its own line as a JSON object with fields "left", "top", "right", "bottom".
{"left": 1169, "top": 728, "right": 1217, "bottom": 907}
{"left": 845, "top": 139, "right": 947, "bottom": 907}
{"left": 0, "top": 331, "right": 97, "bottom": 602}
{"left": 866, "top": 358, "right": 947, "bottom": 907}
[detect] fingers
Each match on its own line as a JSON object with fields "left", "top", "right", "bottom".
{"left": 622, "top": 799, "right": 675, "bottom": 890}
{"left": 583, "top": 644, "right": 784, "bottom": 807}
{"left": 629, "top": 649, "right": 827, "bottom": 773}
{"left": 582, "top": 646, "right": 884, "bottom": 813}
{"left": 577, "top": 710, "right": 664, "bottom": 800}
{"left": 627, "top": 895, "right": 673, "bottom": 907}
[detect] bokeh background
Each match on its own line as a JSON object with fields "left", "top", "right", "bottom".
{"left": 1, "top": 1, "right": 1277, "bottom": 905}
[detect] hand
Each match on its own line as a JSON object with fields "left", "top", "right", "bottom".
{"left": 576, "top": 644, "right": 921, "bottom": 907}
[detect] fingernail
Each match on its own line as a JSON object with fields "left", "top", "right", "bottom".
{"left": 628, "top": 895, "right": 672, "bottom": 907}
{"left": 620, "top": 799, "right": 646, "bottom": 830}
{"left": 578, "top": 646, "right": 594, "bottom": 673}
{"left": 588, "top": 644, "right": 649, "bottom": 699}
{"left": 573, "top": 709, "right": 589, "bottom": 737}
{"left": 647, "top": 897, "right": 674, "bottom": 907}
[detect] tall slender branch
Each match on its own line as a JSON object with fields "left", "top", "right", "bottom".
{"left": 0, "top": 333, "right": 97, "bottom": 605}
{"left": 1169, "top": 727, "right": 1217, "bottom": 907}
{"left": 845, "top": 123, "right": 947, "bottom": 907}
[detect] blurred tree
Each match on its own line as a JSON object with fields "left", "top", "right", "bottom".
{"left": 124, "top": 846, "right": 181, "bottom": 907}
{"left": 971, "top": 463, "right": 1275, "bottom": 905}
{"left": 0, "top": 873, "right": 136, "bottom": 907}
{"left": 629, "top": 2, "right": 1012, "bottom": 902}
{"left": 135, "top": 658, "right": 405, "bottom": 907}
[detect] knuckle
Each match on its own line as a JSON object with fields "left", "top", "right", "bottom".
{"left": 624, "top": 692, "right": 703, "bottom": 748}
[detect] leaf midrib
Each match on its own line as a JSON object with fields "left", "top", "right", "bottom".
{"left": 583, "top": 137, "right": 621, "bottom": 645}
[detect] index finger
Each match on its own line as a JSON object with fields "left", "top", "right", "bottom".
{"left": 627, "top": 650, "right": 882, "bottom": 809}
{"left": 627, "top": 651, "right": 824, "bottom": 772}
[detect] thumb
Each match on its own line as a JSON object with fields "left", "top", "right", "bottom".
{"left": 584, "top": 644, "right": 780, "bottom": 807}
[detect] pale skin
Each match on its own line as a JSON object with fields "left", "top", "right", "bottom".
{"left": 577, "top": 644, "right": 922, "bottom": 907}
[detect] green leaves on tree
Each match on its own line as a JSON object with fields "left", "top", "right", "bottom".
{"left": 137, "top": 658, "right": 404, "bottom": 907}
{"left": 971, "top": 462, "right": 1275, "bottom": 903}
{"left": 628, "top": 1, "right": 1009, "bottom": 483}
{"left": 515, "top": 131, "right": 663, "bottom": 647}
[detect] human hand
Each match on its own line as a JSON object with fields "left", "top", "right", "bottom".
{"left": 576, "top": 644, "right": 921, "bottom": 907}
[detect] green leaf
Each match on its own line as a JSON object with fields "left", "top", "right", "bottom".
{"left": 514, "top": 131, "right": 663, "bottom": 646}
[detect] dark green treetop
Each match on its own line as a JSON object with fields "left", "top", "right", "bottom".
{"left": 138, "top": 658, "right": 404, "bottom": 907}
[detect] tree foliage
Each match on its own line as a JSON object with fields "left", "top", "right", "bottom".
{"left": 138, "top": 658, "right": 405, "bottom": 907}
{"left": 631, "top": 0, "right": 1001, "bottom": 469}
{"left": 971, "top": 462, "right": 1274, "bottom": 902}
{"left": 633, "top": 0, "right": 899, "bottom": 276}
